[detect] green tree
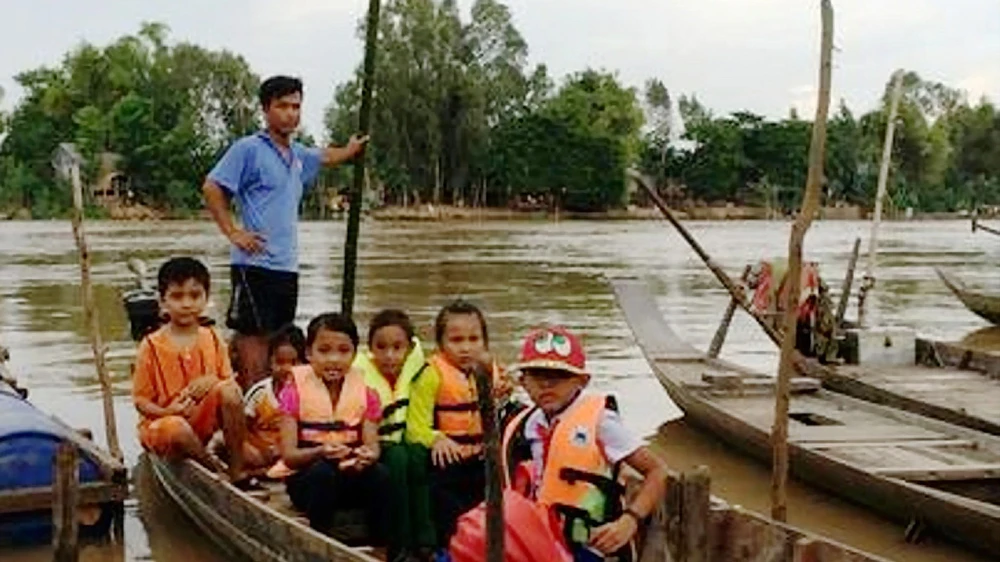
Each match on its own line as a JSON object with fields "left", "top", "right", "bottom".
{"left": 0, "top": 22, "right": 259, "bottom": 216}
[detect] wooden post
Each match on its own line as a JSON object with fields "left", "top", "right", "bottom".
{"left": 834, "top": 238, "right": 861, "bottom": 328}
{"left": 858, "top": 69, "right": 904, "bottom": 328}
{"left": 771, "top": 0, "right": 833, "bottom": 523}
{"left": 53, "top": 442, "right": 80, "bottom": 562}
{"left": 69, "top": 161, "right": 121, "bottom": 461}
{"left": 473, "top": 364, "right": 503, "bottom": 562}
{"left": 708, "top": 265, "right": 753, "bottom": 359}
{"left": 792, "top": 537, "right": 821, "bottom": 562}
{"left": 341, "top": 0, "right": 382, "bottom": 318}
{"left": 680, "top": 466, "right": 710, "bottom": 562}
{"left": 637, "top": 480, "right": 672, "bottom": 562}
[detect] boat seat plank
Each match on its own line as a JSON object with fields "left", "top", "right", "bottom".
{"left": 802, "top": 439, "right": 978, "bottom": 450}
{"left": 790, "top": 425, "right": 946, "bottom": 443}
{"left": 873, "top": 464, "right": 1000, "bottom": 482}
{"left": 823, "top": 446, "right": 946, "bottom": 470}
{"left": 695, "top": 373, "right": 820, "bottom": 393}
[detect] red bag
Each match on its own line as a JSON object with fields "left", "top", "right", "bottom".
{"left": 449, "top": 490, "right": 572, "bottom": 562}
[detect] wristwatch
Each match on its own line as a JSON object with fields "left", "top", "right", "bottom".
{"left": 623, "top": 507, "right": 643, "bottom": 524}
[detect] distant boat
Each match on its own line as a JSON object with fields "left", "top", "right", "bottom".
{"left": 936, "top": 268, "right": 1000, "bottom": 325}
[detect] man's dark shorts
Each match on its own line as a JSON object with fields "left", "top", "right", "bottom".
{"left": 226, "top": 265, "right": 298, "bottom": 336}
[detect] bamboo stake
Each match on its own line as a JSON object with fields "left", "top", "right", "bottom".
{"left": 341, "top": 0, "right": 381, "bottom": 318}
{"left": 708, "top": 265, "right": 753, "bottom": 359}
{"left": 771, "top": 0, "right": 834, "bottom": 522}
{"left": 834, "top": 238, "right": 861, "bottom": 327}
{"left": 858, "top": 70, "right": 904, "bottom": 327}
{"left": 70, "top": 160, "right": 122, "bottom": 461}
{"left": 472, "top": 364, "right": 503, "bottom": 562}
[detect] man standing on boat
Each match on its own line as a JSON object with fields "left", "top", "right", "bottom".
{"left": 203, "top": 75, "right": 367, "bottom": 386}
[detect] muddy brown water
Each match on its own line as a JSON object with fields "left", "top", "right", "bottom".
{"left": 1, "top": 218, "right": 997, "bottom": 561}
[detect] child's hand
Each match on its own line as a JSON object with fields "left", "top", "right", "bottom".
{"left": 321, "top": 443, "right": 351, "bottom": 460}
{"left": 164, "top": 396, "right": 195, "bottom": 417}
{"left": 588, "top": 514, "right": 639, "bottom": 554}
{"left": 431, "top": 435, "right": 464, "bottom": 467}
{"left": 353, "top": 446, "right": 378, "bottom": 469}
{"left": 186, "top": 376, "right": 216, "bottom": 400}
{"left": 493, "top": 370, "right": 515, "bottom": 401}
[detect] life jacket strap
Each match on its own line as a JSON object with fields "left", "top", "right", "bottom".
{"left": 558, "top": 467, "right": 625, "bottom": 499}
{"left": 434, "top": 402, "right": 479, "bottom": 413}
{"left": 382, "top": 398, "right": 410, "bottom": 418}
{"left": 378, "top": 421, "right": 407, "bottom": 437}
{"left": 449, "top": 433, "right": 484, "bottom": 445}
{"left": 299, "top": 420, "right": 360, "bottom": 432}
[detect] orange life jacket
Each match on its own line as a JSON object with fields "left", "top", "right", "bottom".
{"left": 501, "top": 394, "right": 627, "bottom": 549}
{"left": 266, "top": 365, "right": 367, "bottom": 478}
{"left": 431, "top": 353, "right": 499, "bottom": 459}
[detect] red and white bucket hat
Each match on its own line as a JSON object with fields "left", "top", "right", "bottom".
{"left": 513, "top": 325, "right": 587, "bottom": 376}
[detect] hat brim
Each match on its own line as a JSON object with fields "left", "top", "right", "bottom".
{"left": 512, "top": 359, "right": 588, "bottom": 376}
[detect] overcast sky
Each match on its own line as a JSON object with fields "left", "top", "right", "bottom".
{"left": 2, "top": 0, "right": 998, "bottom": 142}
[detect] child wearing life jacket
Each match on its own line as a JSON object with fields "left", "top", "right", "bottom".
{"left": 132, "top": 257, "right": 249, "bottom": 484}
{"left": 243, "top": 323, "right": 305, "bottom": 471}
{"left": 406, "top": 300, "right": 511, "bottom": 549}
{"left": 271, "top": 313, "right": 392, "bottom": 549}
{"left": 354, "top": 309, "right": 436, "bottom": 561}
{"left": 503, "top": 326, "right": 668, "bottom": 561}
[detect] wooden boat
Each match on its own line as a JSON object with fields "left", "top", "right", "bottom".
{"left": 820, "top": 333, "right": 1000, "bottom": 439}
{"left": 936, "top": 268, "right": 1000, "bottom": 325}
{"left": 148, "top": 429, "right": 896, "bottom": 562}
{"left": 0, "top": 378, "right": 127, "bottom": 545}
{"left": 613, "top": 278, "right": 1000, "bottom": 556}
{"left": 147, "top": 454, "right": 381, "bottom": 562}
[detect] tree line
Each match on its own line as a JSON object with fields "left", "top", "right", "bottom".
{"left": 1, "top": 1, "right": 998, "bottom": 218}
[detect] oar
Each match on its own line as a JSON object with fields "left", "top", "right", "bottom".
{"left": 627, "top": 169, "right": 784, "bottom": 348}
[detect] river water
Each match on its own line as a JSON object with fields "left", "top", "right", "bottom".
{"left": 1, "top": 218, "right": 997, "bottom": 561}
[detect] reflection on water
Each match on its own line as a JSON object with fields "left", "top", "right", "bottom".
{"left": 0, "top": 219, "right": 997, "bottom": 561}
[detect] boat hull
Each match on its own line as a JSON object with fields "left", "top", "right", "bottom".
{"left": 0, "top": 382, "right": 126, "bottom": 545}
{"left": 613, "top": 279, "right": 1000, "bottom": 557}
{"left": 147, "top": 455, "right": 378, "bottom": 562}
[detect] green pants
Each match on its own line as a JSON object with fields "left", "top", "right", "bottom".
{"left": 381, "top": 441, "right": 436, "bottom": 550}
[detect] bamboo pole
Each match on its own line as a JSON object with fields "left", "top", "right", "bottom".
{"left": 834, "top": 238, "right": 861, "bottom": 327}
{"left": 341, "top": 0, "right": 381, "bottom": 318}
{"left": 972, "top": 217, "right": 1000, "bottom": 237}
{"left": 858, "top": 69, "right": 904, "bottom": 327}
{"left": 70, "top": 161, "right": 122, "bottom": 461}
{"left": 708, "top": 265, "right": 753, "bottom": 359}
{"left": 627, "top": 169, "right": 785, "bottom": 348}
{"left": 472, "top": 364, "right": 503, "bottom": 562}
{"left": 770, "top": 0, "right": 834, "bottom": 522}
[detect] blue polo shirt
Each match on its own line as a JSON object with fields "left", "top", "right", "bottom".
{"left": 208, "top": 132, "right": 322, "bottom": 273}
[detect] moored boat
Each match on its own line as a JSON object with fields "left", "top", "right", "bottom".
{"left": 613, "top": 278, "right": 1000, "bottom": 556}
{"left": 821, "top": 332, "right": 1000, "bottom": 438}
{"left": 936, "top": 268, "right": 1000, "bottom": 325}
{"left": 0, "top": 378, "right": 127, "bottom": 545}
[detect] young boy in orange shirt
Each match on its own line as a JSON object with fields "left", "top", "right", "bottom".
{"left": 132, "top": 257, "right": 249, "bottom": 483}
